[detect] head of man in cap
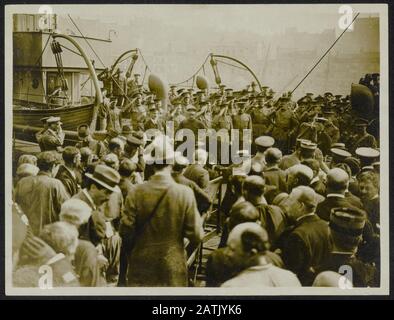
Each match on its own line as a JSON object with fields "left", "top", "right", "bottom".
{"left": 242, "top": 175, "right": 267, "bottom": 207}
{"left": 102, "top": 153, "right": 120, "bottom": 171}
{"left": 227, "top": 201, "right": 260, "bottom": 232}
{"left": 37, "top": 151, "right": 61, "bottom": 177}
{"left": 60, "top": 199, "right": 92, "bottom": 228}
{"left": 254, "top": 136, "right": 275, "bottom": 155}
{"left": 108, "top": 137, "right": 124, "bottom": 160}
{"left": 77, "top": 124, "right": 93, "bottom": 145}
{"left": 124, "top": 134, "right": 144, "bottom": 159}
{"left": 286, "top": 164, "right": 314, "bottom": 193}
{"left": 47, "top": 116, "right": 63, "bottom": 133}
{"left": 85, "top": 164, "right": 120, "bottom": 206}
{"left": 353, "top": 118, "right": 370, "bottom": 135}
{"left": 355, "top": 147, "right": 380, "bottom": 169}
{"left": 265, "top": 147, "right": 282, "bottom": 169}
{"left": 16, "top": 163, "right": 39, "bottom": 182}
{"left": 330, "top": 148, "right": 352, "bottom": 167}
{"left": 326, "top": 167, "right": 349, "bottom": 195}
{"left": 39, "top": 221, "right": 79, "bottom": 261}
{"left": 329, "top": 207, "right": 367, "bottom": 254}
{"left": 185, "top": 104, "right": 197, "bottom": 117}
{"left": 17, "top": 154, "right": 38, "bottom": 167}
{"left": 299, "top": 140, "right": 317, "bottom": 161}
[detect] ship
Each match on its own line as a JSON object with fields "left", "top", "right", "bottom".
{"left": 12, "top": 13, "right": 112, "bottom": 143}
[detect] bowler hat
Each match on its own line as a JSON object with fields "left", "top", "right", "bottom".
{"left": 85, "top": 164, "right": 120, "bottom": 192}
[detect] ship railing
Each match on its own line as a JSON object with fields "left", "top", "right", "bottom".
{"left": 186, "top": 176, "right": 224, "bottom": 285}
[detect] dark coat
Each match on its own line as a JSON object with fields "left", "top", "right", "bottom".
{"left": 317, "top": 252, "right": 378, "bottom": 287}
{"left": 178, "top": 118, "right": 207, "bottom": 137}
{"left": 263, "top": 167, "right": 287, "bottom": 193}
{"left": 55, "top": 165, "right": 80, "bottom": 197}
{"left": 41, "top": 128, "right": 65, "bottom": 151}
{"left": 316, "top": 194, "right": 363, "bottom": 222}
{"left": 310, "top": 178, "right": 326, "bottom": 196}
{"left": 279, "top": 214, "right": 330, "bottom": 286}
{"left": 120, "top": 173, "right": 204, "bottom": 286}
{"left": 184, "top": 164, "right": 210, "bottom": 190}
{"left": 172, "top": 172, "right": 211, "bottom": 213}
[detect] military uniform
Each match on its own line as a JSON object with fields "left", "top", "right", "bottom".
{"left": 251, "top": 107, "right": 273, "bottom": 140}
{"left": 271, "top": 105, "right": 298, "bottom": 153}
{"left": 41, "top": 128, "right": 65, "bottom": 152}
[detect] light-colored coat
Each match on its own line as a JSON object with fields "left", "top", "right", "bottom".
{"left": 120, "top": 172, "right": 204, "bottom": 287}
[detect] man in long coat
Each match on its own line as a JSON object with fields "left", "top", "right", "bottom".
{"left": 120, "top": 136, "right": 204, "bottom": 286}
{"left": 14, "top": 151, "right": 70, "bottom": 235}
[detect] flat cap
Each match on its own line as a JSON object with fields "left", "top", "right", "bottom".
{"left": 255, "top": 136, "right": 275, "bottom": 148}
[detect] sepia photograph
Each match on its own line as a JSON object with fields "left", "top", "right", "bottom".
{"left": 4, "top": 3, "right": 389, "bottom": 296}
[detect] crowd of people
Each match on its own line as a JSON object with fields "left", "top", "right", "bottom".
{"left": 11, "top": 71, "right": 381, "bottom": 289}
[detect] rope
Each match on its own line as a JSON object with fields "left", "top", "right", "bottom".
{"left": 142, "top": 65, "right": 148, "bottom": 84}
{"left": 68, "top": 14, "right": 106, "bottom": 68}
{"left": 137, "top": 48, "right": 152, "bottom": 72}
{"left": 170, "top": 54, "right": 210, "bottom": 86}
{"left": 59, "top": 44, "right": 82, "bottom": 57}
{"left": 291, "top": 12, "right": 360, "bottom": 94}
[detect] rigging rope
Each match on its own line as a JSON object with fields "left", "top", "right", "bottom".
{"left": 137, "top": 48, "right": 152, "bottom": 73}
{"left": 170, "top": 54, "right": 210, "bottom": 86}
{"left": 68, "top": 14, "right": 106, "bottom": 68}
{"left": 59, "top": 44, "right": 82, "bottom": 57}
{"left": 291, "top": 12, "right": 360, "bottom": 94}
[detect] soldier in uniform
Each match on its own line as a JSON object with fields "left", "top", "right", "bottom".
{"left": 76, "top": 124, "right": 106, "bottom": 159}
{"left": 232, "top": 100, "right": 253, "bottom": 148}
{"left": 129, "top": 92, "right": 147, "bottom": 132}
{"left": 271, "top": 97, "right": 298, "bottom": 154}
{"left": 178, "top": 105, "right": 207, "bottom": 139}
{"left": 41, "top": 117, "right": 65, "bottom": 152}
{"left": 97, "top": 68, "right": 113, "bottom": 97}
{"left": 349, "top": 118, "right": 377, "bottom": 153}
{"left": 35, "top": 117, "right": 50, "bottom": 151}
{"left": 251, "top": 93, "right": 274, "bottom": 141}
{"left": 144, "top": 103, "right": 164, "bottom": 132}
{"left": 112, "top": 68, "right": 127, "bottom": 108}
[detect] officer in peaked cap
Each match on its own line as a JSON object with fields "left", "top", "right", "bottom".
{"left": 255, "top": 135, "right": 275, "bottom": 149}
{"left": 349, "top": 118, "right": 377, "bottom": 153}
{"left": 36, "top": 116, "right": 51, "bottom": 151}
{"left": 331, "top": 142, "right": 346, "bottom": 150}
{"left": 330, "top": 148, "right": 352, "bottom": 167}
{"left": 355, "top": 147, "right": 380, "bottom": 172}
{"left": 41, "top": 117, "right": 65, "bottom": 152}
